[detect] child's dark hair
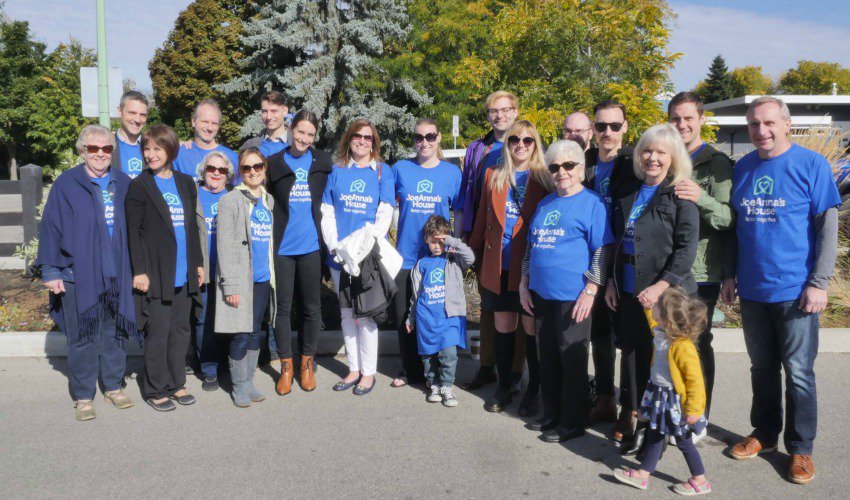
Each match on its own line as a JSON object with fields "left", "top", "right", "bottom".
{"left": 656, "top": 287, "right": 707, "bottom": 342}
{"left": 423, "top": 215, "right": 451, "bottom": 238}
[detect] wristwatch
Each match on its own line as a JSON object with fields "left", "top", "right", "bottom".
{"left": 583, "top": 288, "right": 596, "bottom": 296}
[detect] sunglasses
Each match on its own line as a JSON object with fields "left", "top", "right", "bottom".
{"left": 594, "top": 122, "right": 624, "bottom": 133}
{"left": 547, "top": 161, "right": 580, "bottom": 174}
{"left": 240, "top": 162, "right": 265, "bottom": 173}
{"left": 413, "top": 132, "right": 438, "bottom": 144}
{"left": 351, "top": 133, "right": 374, "bottom": 143}
{"left": 205, "top": 165, "right": 229, "bottom": 176}
{"left": 507, "top": 136, "right": 535, "bottom": 147}
{"left": 85, "top": 144, "right": 114, "bottom": 154}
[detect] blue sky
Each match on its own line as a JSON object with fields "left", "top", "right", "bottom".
{"left": 5, "top": 0, "right": 850, "bottom": 94}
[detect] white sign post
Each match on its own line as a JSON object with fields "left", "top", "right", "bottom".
{"left": 452, "top": 115, "right": 460, "bottom": 149}
{"left": 80, "top": 67, "right": 123, "bottom": 118}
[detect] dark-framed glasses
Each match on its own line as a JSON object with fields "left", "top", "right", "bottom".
{"left": 507, "top": 135, "right": 535, "bottom": 147}
{"left": 547, "top": 161, "right": 580, "bottom": 174}
{"left": 593, "top": 122, "right": 624, "bottom": 133}
{"left": 240, "top": 162, "right": 265, "bottom": 173}
{"left": 85, "top": 144, "right": 114, "bottom": 154}
{"left": 413, "top": 132, "right": 438, "bottom": 144}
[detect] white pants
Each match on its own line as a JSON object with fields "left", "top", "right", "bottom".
{"left": 331, "top": 268, "right": 379, "bottom": 376}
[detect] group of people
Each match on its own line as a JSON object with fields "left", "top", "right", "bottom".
{"left": 37, "top": 87, "right": 840, "bottom": 491}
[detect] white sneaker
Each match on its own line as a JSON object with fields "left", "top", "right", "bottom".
{"left": 440, "top": 386, "right": 458, "bottom": 407}
{"left": 427, "top": 384, "right": 442, "bottom": 403}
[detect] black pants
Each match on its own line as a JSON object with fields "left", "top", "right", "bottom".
{"left": 143, "top": 286, "right": 192, "bottom": 400}
{"left": 393, "top": 268, "right": 425, "bottom": 383}
{"left": 533, "top": 293, "right": 592, "bottom": 429}
{"left": 273, "top": 251, "right": 323, "bottom": 359}
{"left": 589, "top": 299, "right": 616, "bottom": 397}
{"left": 697, "top": 284, "right": 720, "bottom": 418}
{"left": 616, "top": 292, "right": 653, "bottom": 412}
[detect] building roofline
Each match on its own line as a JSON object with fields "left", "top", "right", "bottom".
{"left": 704, "top": 94, "right": 850, "bottom": 110}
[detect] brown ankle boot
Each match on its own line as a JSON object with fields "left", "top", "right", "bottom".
{"left": 299, "top": 355, "right": 316, "bottom": 392}
{"left": 588, "top": 395, "right": 618, "bottom": 424}
{"left": 276, "top": 358, "right": 293, "bottom": 395}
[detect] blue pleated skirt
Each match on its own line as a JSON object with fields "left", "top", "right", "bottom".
{"left": 639, "top": 381, "right": 707, "bottom": 437}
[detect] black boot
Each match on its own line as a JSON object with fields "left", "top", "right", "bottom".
{"left": 461, "top": 365, "right": 497, "bottom": 390}
{"left": 621, "top": 421, "right": 648, "bottom": 456}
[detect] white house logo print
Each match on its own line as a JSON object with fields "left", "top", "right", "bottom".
{"left": 210, "top": 203, "right": 218, "bottom": 216}
{"left": 417, "top": 179, "right": 434, "bottom": 194}
{"left": 102, "top": 190, "right": 112, "bottom": 204}
{"left": 599, "top": 177, "right": 610, "bottom": 196}
{"left": 350, "top": 179, "right": 366, "bottom": 193}
{"left": 429, "top": 268, "right": 445, "bottom": 285}
{"left": 753, "top": 175, "right": 774, "bottom": 196}
{"left": 257, "top": 209, "right": 271, "bottom": 222}
{"left": 295, "top": 168, "right": 308, "bottom": 182}
{"left": 164, "top": 193, "right": 180, "bottom": 205}
{"left": 631, "top": 204, "right": 647, "bottom": 219}
{"left": 543, "top": 210, "right": 561, "bottom": 226}
{"left": 127, "top": 158, "right": 143, "bottom": 172}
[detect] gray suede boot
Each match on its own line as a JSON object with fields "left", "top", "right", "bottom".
{"left": 229, "top": 355, "right": 251, "bottom": 408}
{"left": 246, "top": 349, "right": 265, "bottom": 402}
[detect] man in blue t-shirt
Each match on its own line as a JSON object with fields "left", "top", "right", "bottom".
{"left": 174, "top": 99, "right": 239, "bottom": 179}
{"left": 112, "top": 91, "right": 148, "bottom": 179}
{"left": 722, "top": 97, "right": 840, "bottom": 484}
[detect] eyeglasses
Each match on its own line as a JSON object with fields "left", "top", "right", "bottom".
{"left": 507, "top": 136, "right": 535, "bottom": 147}
{"left": 563, "top": 127, "right": 590, "bottom": 135}
{"left": 85, "top": 144, "right": 114, "bottom": 154}
{"left": 413, "top": 132, "right": 438, "bottom": 144}
{"left": 594, "top": 122, "right": 624, "bottom": 133}
{"left": 547, "top": 161, "right": 581, "bottom": 174}
{"left": 487, "top": 107, "right": 516, "bottom": 117}
{"left": 240, "top": 162, "right": 265, "bottom": 173}
{"left": 205, "top": 165, "right": 229, "bottom": 175}
{"left": 351, "top": 133, "right": 374, "bottom": 143}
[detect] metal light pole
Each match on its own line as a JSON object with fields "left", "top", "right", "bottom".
{"left": 96, "top": 0, "right": 110, "bottom": 127}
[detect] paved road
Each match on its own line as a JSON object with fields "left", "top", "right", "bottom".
{"left": 0, "top": 354, "right": 847, "bottom": 498}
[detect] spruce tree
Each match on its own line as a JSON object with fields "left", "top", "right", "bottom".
{"left": 701, "top": 55, "right": 735, "bottom": 103}
{"left": 219, "top": 0, "right": 429, "bottom": 159}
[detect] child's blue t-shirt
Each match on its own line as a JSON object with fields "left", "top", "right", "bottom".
{"left": 154, "top": 175, "right": 188, "bottom": 287}
{"left": 278, "top": 149, "right": 320, "bottom": 256}
{"left": 392, "top": 159, "right": 462, "bottom": 269}
{"left": 198, "top": 187, "right": 226, "bottom": 275}
{"left": 250, "top": 202, "right": 273, "bottom": 283}
{"left": 414, "top": 254, "right": 467, "bottom": 355}
{"left": 621, "top": 183, "right": 660, "bottom": 294}
{"left": 502, "top": 170, "right": 529, "bottom": 270}
{"left": 173, "top": 143, "right": 238, "bottom": 180}
{"left": 117, "top": 135, "right": 144, "bottom": 179}
{"left": 90, "top": 173, "right": 114, "bottom": 237}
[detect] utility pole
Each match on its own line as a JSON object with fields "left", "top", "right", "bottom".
{"left": 96, "top": 0, "right": 109, "bottom": 127}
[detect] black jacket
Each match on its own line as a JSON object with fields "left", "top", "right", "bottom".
{"left": 266, "top": 146, "right": 333, "bottom": 263}
{"left": 611, "top": 178, "right": 700, "bottom": 295}
{"left": 110, "top": 132, "right": 125, "bottom": 173}
{"left": 126, "top": 169, "right": 203, "bottom": 302}
{"left": 583, "top": 146, "right": 641, "bottom": 206}
{"left": 339, "top": 242, "right": 398, "bottom": 323}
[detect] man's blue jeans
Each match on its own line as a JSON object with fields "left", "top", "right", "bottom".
{"left": 740, "top": 298, "right": 818, "bottom": 454}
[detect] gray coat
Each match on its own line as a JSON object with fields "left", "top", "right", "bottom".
{"left": 407, "top": 236, "right": 475, "bottom": 327}
{"left": 214, "top": 186, "right": 276, "bottom": 334}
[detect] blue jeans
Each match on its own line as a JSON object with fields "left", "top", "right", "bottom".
{"left": 740, "top": 299, "right": 819, "bottom": 454}
{"left": 229, "top": 281, "right": 271, "bottom": 360}
{"left": 194, "top": 285, "right": 221, "bottom": 378}
{"left": 61, "top": 281, "right": 126, "bottom": 400}
{"left": 422, "top": 346, "right": 458, "bottom": 387}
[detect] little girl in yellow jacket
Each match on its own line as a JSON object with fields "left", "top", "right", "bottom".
{"left": 614, "top": 287, "right": 711, "bottom": 496}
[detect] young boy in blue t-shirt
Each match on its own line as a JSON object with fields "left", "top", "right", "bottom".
{"left": 406, "top": 215, "right": 475, "bottom": 407}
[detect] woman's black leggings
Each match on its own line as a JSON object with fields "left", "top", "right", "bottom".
{"left": 273, "top": 251, "right": 323, "bottom": 359}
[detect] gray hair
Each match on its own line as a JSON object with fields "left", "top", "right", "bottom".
{"left": 545, "top": 140, "right": 586, "bottom": 180}
{"left": 75, "top": 125, "right": 116, "bottom": 155}
{"left": 192, "top": 98, "right": 222, "bottom": 121}
{"left": 119, "top": 90, "right": 148, "bottom": 109}
{"left": 197, "top": 150, "right": 235, "bottom": 182}
{"left": 633, "top": 123, "right": 693, "bottom": 186}
{"left": 747, "top": 96, "right": 791, "bottom": 121}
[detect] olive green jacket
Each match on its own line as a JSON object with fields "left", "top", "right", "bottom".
{"left": 690, "top": 143, "right": 735, "bottom": 283}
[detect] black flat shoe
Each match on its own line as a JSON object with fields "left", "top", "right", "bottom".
{"left": 146, "top": 398, "right": 176, "bottom": 412}
{"left": 201, "top": 376, "right": 219, "bottom": 392}
{"left": 170, "top": 393, "right": 196, "bottom": 405}
{"left": 333, "top": 377, "right": 360, "bottom": 392}
{"left": 484, "top": 386, "right": 513, "bottom": 413}
{"left": 353, "top": 378, "right": 377, "bottom": 396}
{"left": 517, "top": 392, "right": 540, "bottom": 417}
{"left": 526, "top": 417, "right": 557, "bottom": 432}
{"left": 540, "top": 427, "right": 585, "bottom": 443}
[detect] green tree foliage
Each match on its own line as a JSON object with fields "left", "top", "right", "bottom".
{"left": 729, "top": 65, "right": 774, "bottom": 96}
{"left": 777, "top": 60, "right": 850, "bottom": 95}
{"left": 26, "top": 40, "right": 97, "bottom": 166}
{"left": 699, "top": 55, "right": 734, "bottom": 104}
{"left": 149, "top": 0, "right": 253, "bottom": 146}
{"left": 0, "top": 18, "right": 46, "bottom": 180}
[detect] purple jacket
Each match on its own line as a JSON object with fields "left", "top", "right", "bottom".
{"left": 459, "top": 129, "right": 496, "bottom": 233}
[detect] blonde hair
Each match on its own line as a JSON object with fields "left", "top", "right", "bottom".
{"left": 414, "top": 117, "right": 444, "bottom": 160}
{"left": 633, "top": 123, "right": 692, "bottom": 186}
{"left": 489, "top": 120, "right": 553, "bottom": 193}
{"left": 484, "top": 90, "right": 519, "bottom": 114}
{"left": 656, "top": 287, "right": 707, "bottom": 343}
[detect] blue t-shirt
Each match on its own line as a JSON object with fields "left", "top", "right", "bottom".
{"left": 117, "top": 135, "right": 144, "bottom": 179}
{"left": 198, "top": 187, "right": 226, "bottom": 275}
{"left": 154, "top": 175, "right": 188, "bottom": 287}
{"left": 90, "top": 173, "right": 115, "bottom": 237}
{"left": 593, "top": 159, "right": 615, "bottom": 213}
{"left": 528, "top": 190, "right": 613, "bottom": 301}
{"left": 393, "top": 159, "right": 463, "bottom": 269}
{"left": 173, "top": 143, "right": 238, "bottom": 180}
{"left": 259, "top": 137, "right": 288, "bottom": 159}
{"left": 731, "top": 144, "right": 841, "bottom": 302}
{"left": 321, "top": 163, "right": 396, "bottom": 269}
{"left": 250, "top": 202, "right": 273, "bottom": 283}
{"left": 278, "top": 150, "right": 320, "bottom": 256}
{"left": 502, "top": 170, "right": 529, "bottom": 270}
{"left": 690, "top": 143, "right": 708, "bottom": 159}
{"left": 622, "top": 183, "right": 660, "bottom": 294}
{"left": 414, "top": 255, "right": 467, "bottom": 355}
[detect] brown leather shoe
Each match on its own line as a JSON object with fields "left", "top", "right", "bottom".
{"left": 299, "top": 355, "right": 316, "bottom": 392}
{"left": 588, "top": 395, "right": 617, "bottom": 424}
{"left": 612, "top": 409, "right": 636, "bottom": 442}
{"left": 788, "top": 454, "right": 815, "bottom": 484}
{"left": 275, "top": 358, "right": 294, "bottom": 395}
{"left": 729, "top": 435, "right": 778, "bottom": 460}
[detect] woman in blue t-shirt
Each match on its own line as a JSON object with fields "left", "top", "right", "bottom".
{"left": 518, "top": 140, "right": 614, "bottom": 442}
{"left": 214, "top": 148, "right": 276, "bottom": 408}
{"left": 603, "top": 123, "right": 699, "bottom": 452}
{"left": 390, "top": 117, "right": 462, "bottom": 389}
{"left": 190, "top": 151, "right": 234, "bottom": 391}
{"left": 320, "top": 119, "right": 396, "bottom": 396}
{"left": 266, "top": 111, "right": 333, "bottom": 396}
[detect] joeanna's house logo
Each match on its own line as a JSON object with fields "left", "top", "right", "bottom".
{"left": 350, "top": 179, "right": 366, "bottom": 193}
{"left": 599, "top": 177, "right": 610, "bottom": 196}
{"left": 753, "top": 175, "right": 774, "bottom": 196}
{"left": 256, "top": 209, "right": 271, "bottom": 222}
{"left": 127, "top": 157, "right": 143, "bottom": 173}
{"left": 543, "top": 210, "right": 561, "bottom": 226}
{"left": 295, "top": 168, "right": 308, "bottom": 182}
{"left": 164, "top": 193, "right": 180, "bottom": 205}
{"left": 210, "top": 202, "right": 218, "bottom": 216}
{"left": 102, "top": 190, "right": 112, "bottom": 203}
{"left": 428, "top": 268, "right": 444, "bottom": 285}
{"left": 417, "top": 179, "right": 434, "bottom": 194}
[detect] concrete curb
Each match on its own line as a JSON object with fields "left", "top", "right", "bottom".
{"left": 1, "top": 328, "right": 849, "bottom": 358}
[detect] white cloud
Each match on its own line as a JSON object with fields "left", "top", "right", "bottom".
{"left": 669, "top": 2, "right": 850, "bottom": 91}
